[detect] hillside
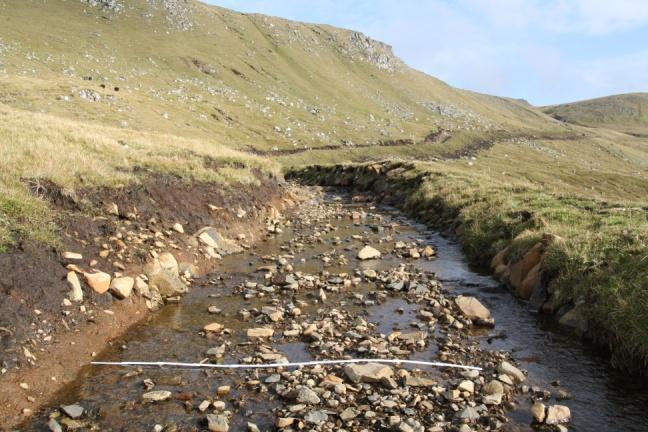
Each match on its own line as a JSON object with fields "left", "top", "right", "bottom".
{"left": 544, "top": 93, "right": 648, "bottom": 136}
{"left": 0, "top": 0, "right": 567, "bottom": 157}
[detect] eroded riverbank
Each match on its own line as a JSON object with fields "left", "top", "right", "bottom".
{"left": 16, "top": 188, "right": 648, "bottom": 432}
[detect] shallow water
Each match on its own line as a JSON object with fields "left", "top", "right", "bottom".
{"left": 22, "top": 192, "right": 648, "bottom": 431}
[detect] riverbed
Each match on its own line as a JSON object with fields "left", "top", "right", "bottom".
{"left": 21, "top": 188, "right": 648, "bottom": 431}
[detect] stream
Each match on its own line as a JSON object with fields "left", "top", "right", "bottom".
{"left": 22, "top": 189, "right": 648, "bottom": 432}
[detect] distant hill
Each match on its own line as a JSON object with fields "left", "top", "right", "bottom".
{"left": 543, "top": 93, "right": 648, "bottom": 136}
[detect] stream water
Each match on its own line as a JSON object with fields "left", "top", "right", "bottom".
{"left": 22, "top": 190, "right": 648, "bottom": 431}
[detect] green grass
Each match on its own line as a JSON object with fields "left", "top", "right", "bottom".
{"left": 0, "top": 102, "right": 279, "bottom": 249}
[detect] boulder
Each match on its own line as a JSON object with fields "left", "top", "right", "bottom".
{"left": 490, "top": 246, "right": 509, "bottom": 269}
{"left": 157, "top": 252, "right": 179, "bottom": 276}
{"left": 483, "top": 380, "right": 504, "bottom": 397}
{"left": 455, "top": 296, "right": 491, "bottom": 320}
{"left": 343, "top": 363, "right": 393, "bottom": 383}
{"left": 518, "top": 261, "right": 541, "bottom": 299}
{"left": 357, "top": 245, "right": 381, "bottom": 260}
{"left": 109, "top": 277, "right": 134, "bottom": 299}
{"left": 150, "top": 271, "right": 187, "bottom": 297}
{"left": 509, "top": 242, "right": 543, "bottom": 292}
{"left": 528, "top": 278, "right": 549, "bottom": 312}
{"left": 261, "top": 306, "right": 284, "bottom": 322}
{"left": 144, "top": 257, "right": 187, "bottom": 298}
{"left": 196, "top": 227, "right": 243, "bottom": 255}
{"left": 84, "top": 271, "right": 111, "bottom": 294}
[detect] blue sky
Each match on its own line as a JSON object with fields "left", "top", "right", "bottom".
{"left": 206, "top": 1, "right": 648, "bottom": 106}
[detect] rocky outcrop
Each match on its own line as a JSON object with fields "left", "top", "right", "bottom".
{"left": 81, "top": 0, "right": 195, "bottom": 30}
{"left": 80, "top": 0, "right": 124, "bottom": 14}
{"left": 335, "top": 32, "right": 403, "bottom": 72}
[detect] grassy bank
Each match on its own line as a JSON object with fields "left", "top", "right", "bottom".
{"left": 0, "top": 103, "right": 279, "bottom": 251}
{"left": 290, "top": 161, "right": 648, "bottom": 370}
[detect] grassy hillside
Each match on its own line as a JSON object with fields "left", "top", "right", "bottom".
{"left": 544, "top": 93, "right": 648, "bottom": 137}
{"left": 0, "top": 102, "right": 277, "bottom": 250}
{"left": 0, "top": 0, "right": 566, "bottom": 155}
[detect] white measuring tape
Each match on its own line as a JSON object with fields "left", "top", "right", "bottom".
{"left": 92, "top": 358, "right": 482, "bottom": 371}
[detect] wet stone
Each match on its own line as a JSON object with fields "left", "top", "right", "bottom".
{"left": 142, "top": 390, "right": 172, "bottom": 402}
{"left": 61, "top": 404, "right": 84, "bottom": 419}
{"left": 206, "top": 414, "right": 229, "bottom": 432}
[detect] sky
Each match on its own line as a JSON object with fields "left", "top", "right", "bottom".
{"left": 205, "top": 0, "right": 648, "bottom": 106}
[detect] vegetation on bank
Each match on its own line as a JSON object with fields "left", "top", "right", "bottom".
{"left": 0, "top": 103, "right": 279, "bottom": 250}
{"left": 291, "top": 161, "right": 648, "bottom": 370}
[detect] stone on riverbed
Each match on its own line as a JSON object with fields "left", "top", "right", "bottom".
{"left": 207, "top": 414, "right": 229, "bottom": 432}
{"left": 357, "top": 245, "right": 381, "bottom": 260}
{"left": 304, "top": 410, "right": 328, "bottom": 425}
{"left": 84, "top": 271, "right": 111, "bottom": 294}
{"left": 545, "top": 405, "right": 571, "bottom": 425}
{"left": 455, "top": 295, "right": 491, "bottom": 320}
{"left": 67, "top": 271, "right": 83, "bottom": 302}
{"left": 61, "top": 404, "right": 84, "bottom": 419}
{"left": 404, "top": 375, "right": 436, "bottom": 387}
{"left": 287, "top": 387, "right": 320, "bottom": 404}
{"left": 142, "top": 390, "right": 172, "bottom": 402}
{"left": 498, "top": 361, "right": 526, "bottom": 383}
{"left": 276, "top": 417, "right": 295, "bottom": 428}
{"left": 204, "top": 322, "right": 225, "bottom": 333}
{"left": 109, "top": 276, "right": 134, "bottom": 299}
{"left": 531, "top": 402, "right": 546, "bottom": 423}
{"left": 247, "top": 327, "right": 274, "bottom": 338}
{"left": 344, "top": 363, "right": 393, "bottom": 383}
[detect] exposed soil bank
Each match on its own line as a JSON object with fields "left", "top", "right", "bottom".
{"left": 287, "top": 162, "right": 645, "bottom": 372}
{"left": 0, "top": 171, "right": 294, "bottom": 429}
